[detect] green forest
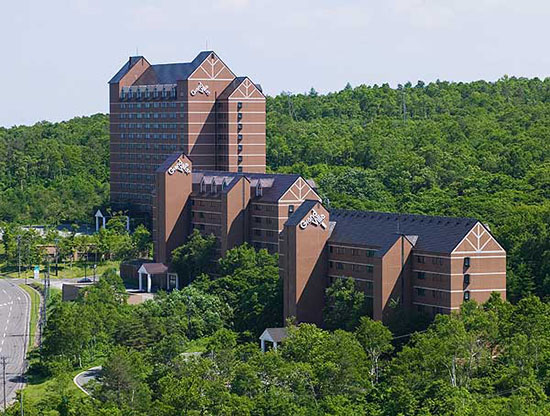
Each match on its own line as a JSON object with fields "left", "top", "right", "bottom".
{"left": 1, "top": 77, "right": 550, "bottom": 300}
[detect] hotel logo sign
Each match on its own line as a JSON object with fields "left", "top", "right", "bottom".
{"left": 190, "top": 81, "right": 210, "bottom": 96}
{"left": 300, "top": 208, "right": 327, "bottom": 230}
{"left": 168, "top": 159, "right": 191, "bottom": 175}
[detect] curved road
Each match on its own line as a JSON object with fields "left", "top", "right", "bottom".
{"left": 0, "top": 280, "right": 30, "bottom": 406}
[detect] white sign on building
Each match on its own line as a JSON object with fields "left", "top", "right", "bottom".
{"left": 168, "top": 159, "right": 191, "bottom": 175}
{"left": 190, "top": 82, "right": 210, "bottom": 96}
{"left": 299, "top": 208, "right": 327, "bottom": 230}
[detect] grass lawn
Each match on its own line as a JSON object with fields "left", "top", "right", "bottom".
{"left": 0, "top": 260, "right": 120, "bottom": 280}
{"left": 19, "top": 284, "right": 40, "bottom": 349}
{"left": 20, "top": 366, "right": 87, "bottom": 409}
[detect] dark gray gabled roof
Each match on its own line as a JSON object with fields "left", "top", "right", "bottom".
{"left": 192, "top": 170, "right": 301, "bottom": 203}
{"left": 109, "top": 51, "right": 214, "bottom": 85}
{"left": 285, "top": 200, "right": 320, "bottom": 227}
{"left": 155, "top": 152, "right": 183, "bottom": 173}
{"left": 109, "top": 56, "right": 146, "bottom": 84}
{"left": 329, "top": 210, "right": 479, "bottom": 256}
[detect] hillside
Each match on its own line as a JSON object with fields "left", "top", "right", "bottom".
{"left": 1, "top": 77, "right": 550, "bottom": 300}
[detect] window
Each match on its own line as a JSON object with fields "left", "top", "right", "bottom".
{"left": 417, "top": 288, "right": 426, "bottom": 297}
{"left": 464, "top": 291, "right": 470, "bottom": 301}
{"left": 352, "top": 249, "right": 360, "bottom": 256}
{"left": 417, "top": 256, "right": 426, "bottom": 264}
{"left": 256, "top": 183, "right": 262, "bottom": 197}
{"left": 238, "top": 134, "right": 243, "bottom": 141}
{"left": 238, "top": 167, "right": 243, "bottom": 172}
{"left": 432, "top": 257, "right": 443, "bottom": 265}
{"left": 237, "top": 101, "right": 242, "bottom": 110}
{"left": 464, "top": 274, "right": 470, "bottom": 285}
{"left": 417, "top": 271, "right": 426, "bottom": 280}
{"left": 238, "top": 144, "right": 243, "bottom": 152}
{"left": 288, "top": 205, "right": 294, "bottom": 214}
{"left": 329, "top": 261, "right": 334, "bottom": 269}
{"left": 366, "top": 265, "right": 374, "bottom": 273}
{"left": 238, "top": 123, "right": 243, "bottom": 131}
{"left": 464, "top": 257, "right": 471, "bottom": 268}
{"left": 199, "top": 212, "right": 205, "bottom": 219}
{"left": 255, "top": 217, "right": 261, "bottom": 223}
{"left": 329, "top": 246, "right": 334, "bottom": 253}
{"left": 266, "top": 230, "right": 275, "bottom": 238}
{"left": 254, "top": 229, "right": 261, "bottom": 236}
{"left": 266, "top": 218, "right": 273, "bottom": 225}
{"left": 366, "top": 250, "right": 375, "bottom": 257}
{"left": 352, "top": 264, "right": 363, "bottom": 272}
{"left": 336, "top": 262, "right": 344, "bottom": 270}
{"left": 238, "top": 155, "right": 243, "bottom": 163}
{"left": 237, "top": 113, "right": 243, "bottom": 120}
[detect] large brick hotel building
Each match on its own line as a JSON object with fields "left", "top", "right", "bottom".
{"left": 109, "top": 51, "right": 265, "bottom": 213}
{"left": 110, "top": 52, "right": 507, "bottom": 325}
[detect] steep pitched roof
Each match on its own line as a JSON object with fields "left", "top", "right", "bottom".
{"left": 329, "top": 210, "right": 479, "bottom": 256}
{"left": 109, "top": 51, "right": 214, "bottom": 85}
{"left": 109, "top": 56, "right": 147, "bottom": 84}
{"left": 218, "top": 76, "right": 265, "bottom": 99}
{"left": 285, "top": 200, "right": 320, "bottom": 227}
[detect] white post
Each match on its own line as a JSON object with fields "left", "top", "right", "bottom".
{"left": 261, "top": 339, "right": 266, "bottom": 353}
{"left": 273, "top": 341, "right": 278, "bottom": 351}
{"left": 126, "top": 216, "right": 130, "bottom": 231}
{"left": 102, "top": 217, "right": 106, "bottom": 229}
{"left": 166, "top": 274, "right": 170, "bottom": 290}
{"left": 138, "top": 272, "right": 143, "bottom": 291}
{"left": 175, "top": 274, "right": 179, "bottom": 290}
{"left": 147, "top": 273, "right": 152, "bottom": 293}
{"left": 95, "top": 216, "right": 99, "bottom": 232}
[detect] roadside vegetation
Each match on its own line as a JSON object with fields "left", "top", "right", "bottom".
{"left": 19, "top": 284, "right": 40, "bottom": 348}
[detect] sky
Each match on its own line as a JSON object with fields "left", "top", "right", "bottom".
{"left": 2, "top": 0, "right": 550, "bottom": 127}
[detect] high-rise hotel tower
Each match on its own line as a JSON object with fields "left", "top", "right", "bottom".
{"left": 109, "top": 51, "right": 266, "bottom": 213}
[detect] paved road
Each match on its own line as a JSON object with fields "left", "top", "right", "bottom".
{"left": 6, "top": 277, "right": 99, "bottom": 290}
{"left": 0, "top": 280, "right": 29, "bottom": 406}
{"left": 74, "top": 366, "right": 102, "bottom": 396}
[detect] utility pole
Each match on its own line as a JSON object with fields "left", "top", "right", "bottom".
{"left": 2, "top": 356, "right": 7, "bottom": 411}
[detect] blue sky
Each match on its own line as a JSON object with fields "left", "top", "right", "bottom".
{"left": 2, "top": 0, "right": 550, "bottom": 126}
